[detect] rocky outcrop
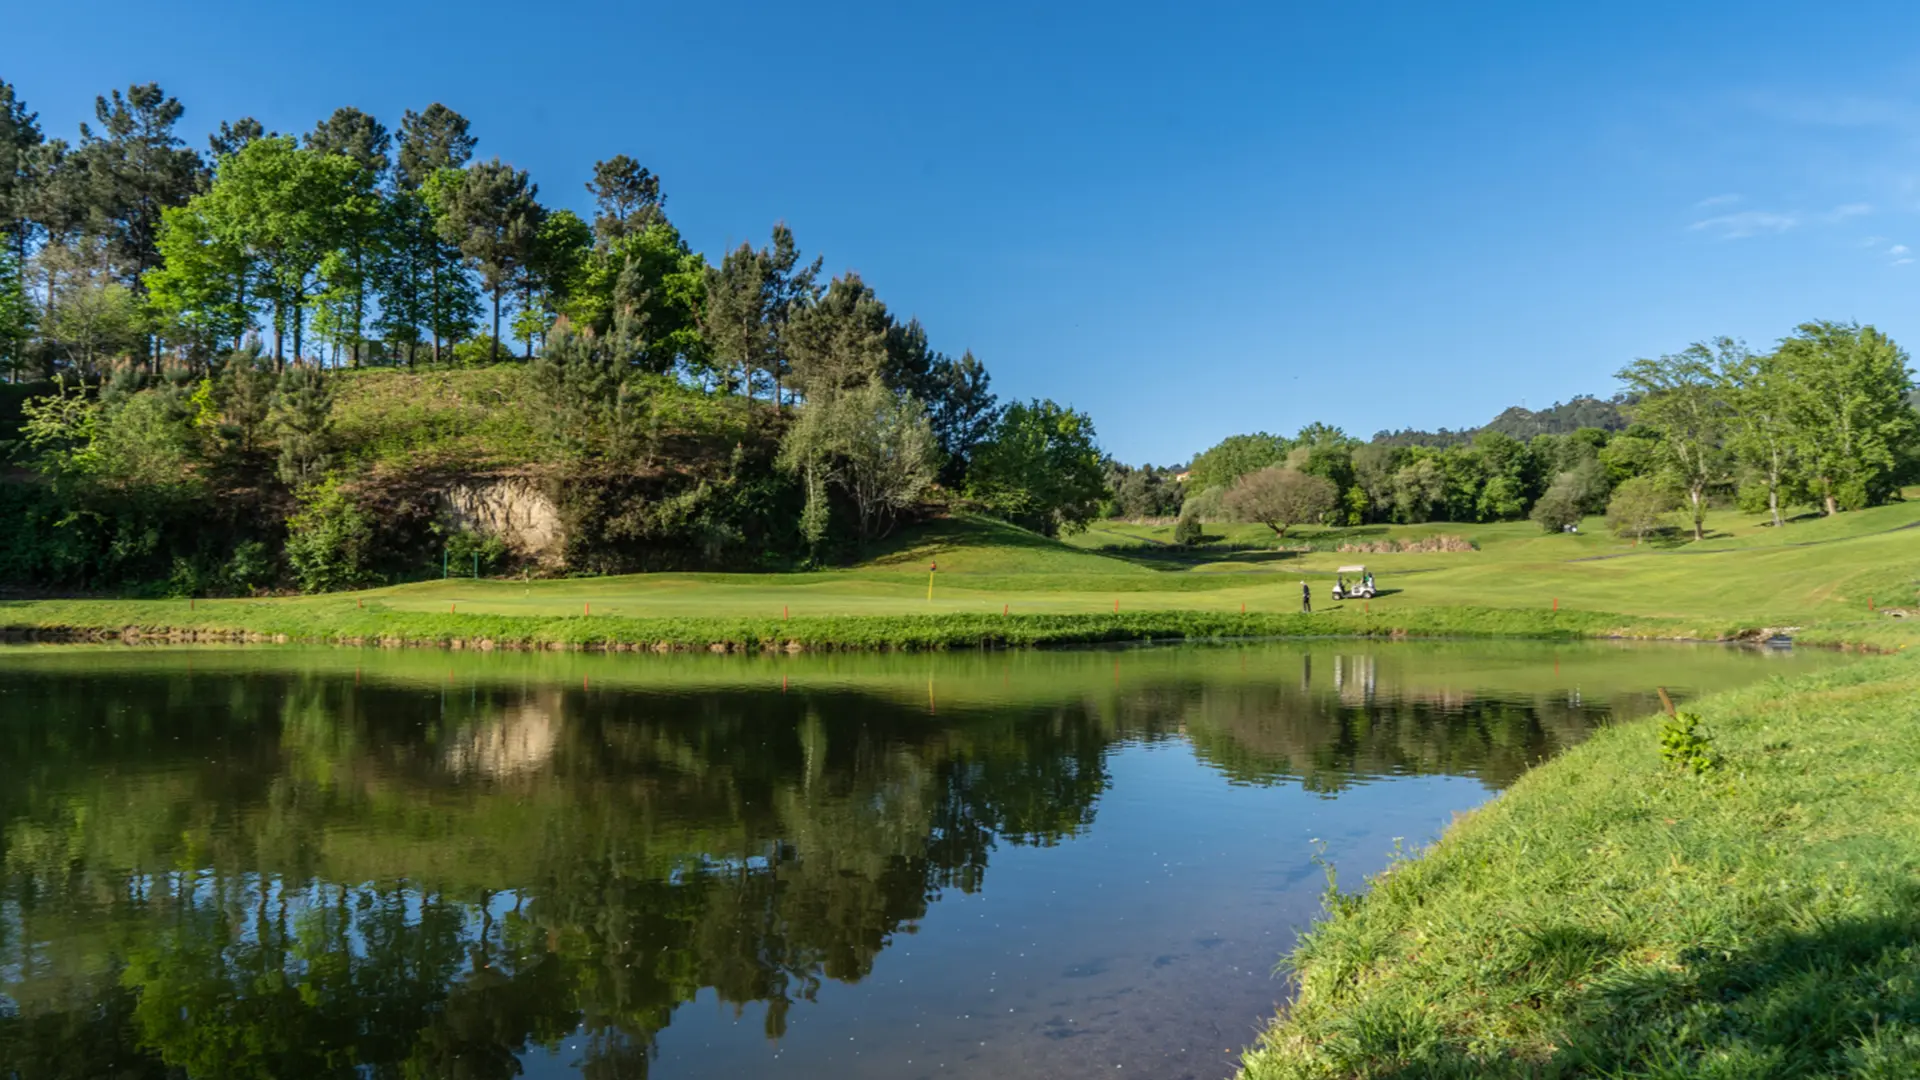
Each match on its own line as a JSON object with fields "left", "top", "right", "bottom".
{"left": 443, "top": 477, "right": 563, "bottom": 563}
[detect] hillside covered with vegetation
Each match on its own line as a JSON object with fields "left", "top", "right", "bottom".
{"left": 1, "top": 79, "right": 1916, "bottom": 603}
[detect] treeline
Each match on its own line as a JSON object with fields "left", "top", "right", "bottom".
{"left": 1170, "top": 324, "right": 1918, "bottom": 541}
{"left": 0, "top": 80, "right": 1109, "bottom": 592}
{"left": 1371, "top": 394, "right": 1633, "bottom": 448}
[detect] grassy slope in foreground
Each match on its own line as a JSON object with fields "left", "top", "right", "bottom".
{"left": 1241, "top": 649, "right": 1920, "bottom": 1079}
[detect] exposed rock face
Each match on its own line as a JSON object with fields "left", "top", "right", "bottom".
{"left": 443, "top": 477, "right": 563, "bottom": 563}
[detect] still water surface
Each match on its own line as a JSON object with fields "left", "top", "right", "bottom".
{"left": 0, "top": 641, "right": 1835, "bottom": 1079}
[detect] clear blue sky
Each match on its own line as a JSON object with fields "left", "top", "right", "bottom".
{"left": 10, "top": 0, "right": 1919, "bottom": 464}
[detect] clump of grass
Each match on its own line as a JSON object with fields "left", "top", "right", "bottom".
{"left": 1241, "top": 652, "right": 1920, "bottom": 1079}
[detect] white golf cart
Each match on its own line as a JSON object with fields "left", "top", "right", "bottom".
{"left": 1330, "top": 565, "right": 1375, "bottom": 601}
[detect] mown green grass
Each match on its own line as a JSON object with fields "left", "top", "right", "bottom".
{"left": 4, "top": 499, "right": 1917, "bottom": 651}
{"left": 1241, "top": 649, "right": 1920, "bottom": 1079}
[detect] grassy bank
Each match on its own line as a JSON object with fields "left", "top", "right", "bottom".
{"left": 1241, "top": 649, "right": 1920, "bottom": 1078}
{"left": 0, "top": 601, "right": 1735, "bottom": 651}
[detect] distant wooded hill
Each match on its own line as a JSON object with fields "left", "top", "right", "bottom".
{"left": 1371, "top": 395, "right": 1634, "bottom": 447}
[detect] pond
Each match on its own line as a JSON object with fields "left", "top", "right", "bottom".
{"left": 0, "top": 640, "right": 1836, "bottom": 1079}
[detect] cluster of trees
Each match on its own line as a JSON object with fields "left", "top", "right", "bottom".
{"left": 0, "top": 79, "right": 1110, "bottom": 592}
{"left": 1172, "top": 322, "right": 1916, "bottom": 541}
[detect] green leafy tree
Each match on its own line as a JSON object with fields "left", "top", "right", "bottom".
{"left": 1720, "top": 344, "right": 1800, "bottom": 527}
{"left": 1186, "top": 432, "right": 1289, "bottom": 492}
{"left": 436, "top": 158, "right": 543, "bottom": 364}
{"left": 43, "top": 268, "right": 140, "bottom": 373}
{"left": 510, "top": 207, "right": 590, "bottom": 358}
{"left": 151, "top": 137, "right": 372, "bottom": 366}
{"left": 147, "top": 198, "right": 257, "bottom": 353}
{"left": 1390, "top": 453, "right": 1445, "bottom": 523}
{"left": 375, "top": 183, "right": 477, "bottom": 365}
{"left": 966, "top": 399, "right": 1107, "bottom": 536}
{"left": 778, "top": 381, "right": 939, "bottom": 546}
{"left": 304, "top": 107, "right": 390, "bottom": 366}
{"left": 1529, "top": 474, "right": 1585, "bottom": 532}
{"left": 1773, "top": 321, "right": 1917, "bottom": 514}
{"left": 1606, "top": 475, "right": 1675, "bottom": 545}
{"left": 1617, "top": 344, "right": 1732, "bottom": 540}
{"left": 1224, "top": 465, "right": 1339, "bottom": 538}
{"left": 561, "top": 218, "right": 707, "bottom": 374}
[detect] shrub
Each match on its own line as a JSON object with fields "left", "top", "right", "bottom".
{"left": 1659, "top": 711, "right": 1719, "bottom": 776}
{"left": 443, "top": 528, "right": 510, "bottom": 577}
{"left": 1173, "top": 513, "right": 1203, "bottom": 546}
{"left": 284, "top": 479, "right": 376, "bottom": 593}
{"left": 220, "top": 539, "right": 277, "bottom": 594}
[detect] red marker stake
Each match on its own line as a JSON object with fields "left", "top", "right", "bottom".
{"left": 450, "top": 603, "right": 455, "bottom": 614}
{"left": 1003, "top": 603, "right": 1009, "bottom": 616}
{"left": 1552, "top": 597, "right": 1559, "bottom": 612}
{"left": 1114, "top": 598, "right": 1119, "bottom": 614}
{"left": 784, "top": 605, "right": 789, "bottom": 622}
{"left": 584, "top": 601, "right": 590, "bottom": 616}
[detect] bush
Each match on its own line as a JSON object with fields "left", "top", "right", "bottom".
{"left": 1659, "top": 711, "right": 1719, "bottom": 776}
{"left": 442, "top": 528, "right": 510, "bottom": 577}
{"left": 1172, "top": 513, "right": 1203, "bottom": 546}
{"left": 284, "top": 479, "right": 376, "bottom": 593}
{"left": 221, "top": 539, "right": 277, "bottom": 594}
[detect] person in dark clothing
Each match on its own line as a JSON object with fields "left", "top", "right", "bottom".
{"left": 1301, "top": 580, "right": 1311, "bottom": 614}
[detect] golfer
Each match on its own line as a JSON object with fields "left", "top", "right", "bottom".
{"left": 1300, "top": 580, "right": 1311, "bottom": 614}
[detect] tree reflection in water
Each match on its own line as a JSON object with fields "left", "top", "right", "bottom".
{"left": 0, "top": 644, "right": 1779, "bottom": 1076}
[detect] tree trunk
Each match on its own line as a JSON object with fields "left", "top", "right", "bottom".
{"left": 1691, "top": 485, "right": 1705, "bottom": 541}
{"left": 1768, "top": 480, "right": 1782, "bottom": 528}
{"left": 491, "top": 287, "right": 502, "bottom": 364}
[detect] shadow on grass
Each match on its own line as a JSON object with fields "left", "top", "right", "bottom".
{"left": 1103, "top": 546, "right": 1310, "bottom": 572}
{"left": 1353, "top": 888, "right": 1920, "bottom": 1078}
